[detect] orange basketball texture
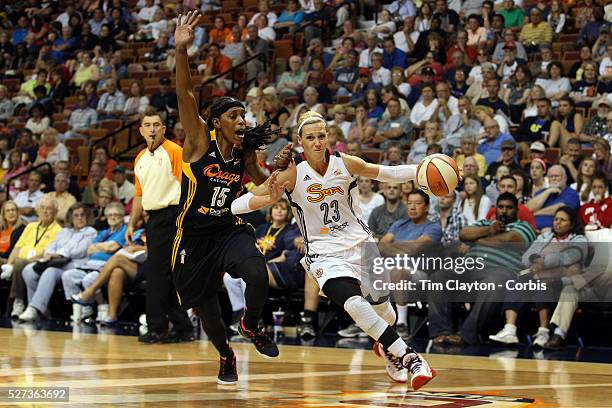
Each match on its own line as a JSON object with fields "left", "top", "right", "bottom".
{"left": 416, "top": 154, "right": 460, "bottom": 197}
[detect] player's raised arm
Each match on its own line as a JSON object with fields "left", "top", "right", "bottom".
{"left": 340, "top": 152, "right": 418, "bottom": 183}
{"left": 175, "top": 11, "right": 209, "bottom": 162}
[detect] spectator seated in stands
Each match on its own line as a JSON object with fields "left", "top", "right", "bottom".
{"left": 476, "top": 78, "right": 509, "bottom": 116}
{"left": 444, "top": 98, "right": 481, "bottom": 152}
{"left": 577, "top": 97, "right": 610, "bottom": 146}
{"left": 477, "top": 118, "right": 515, "bottom": 166}
{"left": 380, "top": 142, "right": 405, "bottom": 166}
{"left": 123, "top": 80, "right": 150, "bottom": 121}
{"left": 459, "top": 175, "right": 492, "bottom": 225}
{"left": 490, "top": 206, "right": 587, "bottom": 346}
{"left": 25, "top": 103, "right": 51, "bottom": 138}
{"left": 255, "top": 199, "right": 302, "bottom": 291}
{"left": 15, "top": 69, "right": 51, "bottom": 104}
{"left": 2, "top": 197, "right": 62, "bottom": 319}
{"left": 485, "top": 175, "right": 537, "bottom": 229}
{"left": 143, "top": 31, "right": 172, "bottom": 71}
{"left": 410, "top": 82, "right": 438, "bottom": 129}
{"left": 66, "top": 91, "right": 98, "bottom": 138}
{"left": 369, "top": 97, "right": 412, "bottom": 150}
{"left": 547, "top": 97, "right": 584, "bottom": 150}
{"left": 42, "top": 173, "right": 77, "bottom": 225}
{"left": 528, "top": 165, "right": 580, "bottom": 232}
{"left": 368, "top": 183, "right": 407, "bottom": 240}
{"left": 3, "top": 151, "right": 29, "bottom": 196}
{"left": 408, "top": 120, "right": 445, "bottom": 164}
{"left": 378, "top": 190, "right": 443, "bottom": 336}
{"left": 62, "top": 202, "right": 129, "bottom": 325}
{"left": 18, "top": 203, "right": 97, "bottom": 322}
{"left": 579, "top": 174, "right": 612, "bottom": 230}
{"left": 112, "top": 166, "right": 135, "bottom": 206}
{"left": 150, "top": 77, "right": 178, "bottom": 115}
{"left": 14, "top": 171, "right": 45, "bottom": 224}
{"left": 97, "top": 80, "right": 126, "bottom": 121}
{"left": 277, "top": 55, "right": 306, "bottom": 99}
{"left": 569, "top": 62, "right": 605, "bottom": 109}
{"left": 453, "top": 134, "right": 487, "bottom": 177}
{"left": 70, "top": 51, "right": 100, "bottom": 89}
{"left": 430, "top": 192, "right": 537, "bottom": 345}
{"left": 0, "top": 201, "right": 26, "bottom": 264}
{"left": 519, "top": 8, "right": 553, "bottom": 53}
{"left": 437, "top": 189, "right": 467, "bottom": 246}
{"left": 329, "top": 50, "right": 360, "bottom": 98}
{"left": 34, "top": 128, "right": 68, "bottom": 167}
{"left": 571, "top": 157, "right": 599, "bottom": 205}
{"left": 486, "top": 139, "right": 521, "bottom": 180}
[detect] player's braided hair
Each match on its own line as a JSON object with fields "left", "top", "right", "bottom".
{"left": 242, "top": 120, "right": 281, "bottom": 151}
{"left": 206, "top": 96, "right": 279, "bottom": 151}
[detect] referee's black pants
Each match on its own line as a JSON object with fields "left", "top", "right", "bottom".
{"left": 145, "top": 205, "right": 192, "bottom": 334}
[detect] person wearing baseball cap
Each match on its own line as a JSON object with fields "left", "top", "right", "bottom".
{"left": 578, "top": 96, "right": 610, "bottom": 142}
{"left": 112, "top": 165, "right": 135, "bottom": 204}
{"left": 486, "top": 139, "right": 522, "bottom": 179}
{"left": 529, "top": 141, "right": 546, "bottom": 159}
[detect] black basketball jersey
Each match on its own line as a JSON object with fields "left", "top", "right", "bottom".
{"left": 176, "top": 133, "right": 245, "bottom": 234}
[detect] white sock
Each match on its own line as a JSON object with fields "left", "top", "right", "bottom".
{"left": 344, "top": 296, "right": 389, "bottom": 340}
{"left": 396, "top": 304, "right": 408, "bottom": 325}
{"left": 504, "top": 323, "right": 517, "bottom": 334}
{"left": 554, "top": 327, "right": 567, "bottom": 339}
{"left": 388, "top": 337, "right": 409, "bottom": 358}
{"left": 223, "top": 274, "right": 245, "bottom": 312}
{"left": 371, "top": 300, "right": 396, "bottom": 326}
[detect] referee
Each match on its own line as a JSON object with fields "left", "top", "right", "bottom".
{"left": 128, "top": 112, "right": 193, "bottom": 343}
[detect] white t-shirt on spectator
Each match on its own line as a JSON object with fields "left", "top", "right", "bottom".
{"left": 500, "top": 61, "right": 518, "bottom": 82}
{"left": 410, "top": 99, "right": 439, "bottom": 127}
{"left": 469, "top": 63, "right": 497, "bottom": 83}
{"left": 258, "top": 26, "right": 276, "bottom": 42}
{"left": 14, "top": 190, "right": 44, "bottom": 223}
{"left": 249, "top": 12, "right": 277, "bottom": 27}
{"left": 393, "top": 31, "right": 419, "bottom": 54}
{"left": 599, "top": 56, "right": 612, "bottom": 77}
{"left": 535, "top": 77, "right": 571, "bottom": 100}
{"left": 372, "top": 67, "right": 391, "bottom": 87}
{"left": 359, "top": 47, "right": 383, "bottom": 68}
{"left": 375, "top": 21, "right": 397, "bottom": 40}
{"left": 396, "top": 82, "right": 411, "bottom": 98}
{"left": 460, "top": 195, "right": 492, "bottom": 225}
{"left": 327, "top": 119, "right": 351, "bottom": 138}
{"left": 477, "top": 114, "right": 510, "bottom": 134}
{"left": 138, "top": 5, "right": 160, "bottom": 23}
{"left": 359, "top": 193, "right": 385, "bottom": 224}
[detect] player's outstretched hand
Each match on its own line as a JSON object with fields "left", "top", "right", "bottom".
{"left": 274, "top": 143, "right": 293, "bottom": 170}
{"left": 175, "top": 10, "right": 201, "bottom": 49}
{"left": 268, "top": 171, "right": 289, "bottom": 202}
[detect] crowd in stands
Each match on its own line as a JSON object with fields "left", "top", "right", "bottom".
{"left": 1, "top": 0, "right": 612, "bottom": 350}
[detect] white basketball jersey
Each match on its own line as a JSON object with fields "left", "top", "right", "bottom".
{"left": 287, "top": 152, "right": 371, "bottom": 268}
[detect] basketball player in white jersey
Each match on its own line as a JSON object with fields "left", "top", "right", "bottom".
{"left": 231, "top": 111, "right": 437, "bottom": 390}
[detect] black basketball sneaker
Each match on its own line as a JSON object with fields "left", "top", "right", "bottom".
{"left": 237, "top": 317, "right": 280, "bottom": 358}
{"left": 217, "top": 348, "right": 238, "bottom": 385}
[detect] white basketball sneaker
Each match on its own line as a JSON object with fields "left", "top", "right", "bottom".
{"left": 373, "top": 341, "right": 408, "bottom": 383}
{"left": 401, "top": 351, "right": 437, "bottom": 390}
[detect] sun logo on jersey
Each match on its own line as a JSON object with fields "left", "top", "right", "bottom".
{"left": 314, "top": 268, "right": 324, "bottom": 278}
{"left": 203, "top": 164, "right": 241, "bottom": 185}
{"left": 306, "top": 183, "right": 345, "bottom": 203}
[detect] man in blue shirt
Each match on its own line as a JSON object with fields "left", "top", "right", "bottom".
{"left": 477, "top": 117, "right": 515, "bottom": 165}
{"left": 382, "top": 37, "right": 407, "bottom": 70}
{"left": 527, "top": 165, "right": 580, "bottom": 231}
{"left": 378, "top": 190, "right": 443, "bottom": 335}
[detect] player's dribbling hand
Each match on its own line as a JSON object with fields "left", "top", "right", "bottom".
{"left": 175, "top": 10, "right": 201, "bottom": 49}
{"left": 274, "top": 143, "right": 294, "bottom": 170}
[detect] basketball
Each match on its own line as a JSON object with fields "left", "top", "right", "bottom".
{"left": 416, "top": 154, "right": 460, "bottom": 197}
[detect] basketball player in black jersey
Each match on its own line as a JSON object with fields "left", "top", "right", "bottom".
{"left": 173, "top": 11, "right": 283, "bottom": 385}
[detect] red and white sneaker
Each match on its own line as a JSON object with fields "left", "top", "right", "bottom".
{"left": 373, "top": 341, "right": 408, "bottom": 383}
{"left": 401, "top": 351, "right": 437, "bottom": 390}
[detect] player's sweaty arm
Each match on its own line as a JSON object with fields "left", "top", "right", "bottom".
{"left": 340, "top": 153, "right": 417, "bottom": 182}
{"left": 175, "top": 11, "right": 209, "bottom": 162}
{"left": 231, "top": 167, "right": 296, "bottom": 214}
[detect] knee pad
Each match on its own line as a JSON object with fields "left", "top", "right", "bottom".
{"left": 371, "top": 300, "right": 396, "bottom": 327}
{"left": 344, "top": 295, "right": 388, "bottom": 340}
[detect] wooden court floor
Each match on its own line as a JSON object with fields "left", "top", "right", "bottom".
{"left": 1, "top": 327, "right": 612, "bottom": 407}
